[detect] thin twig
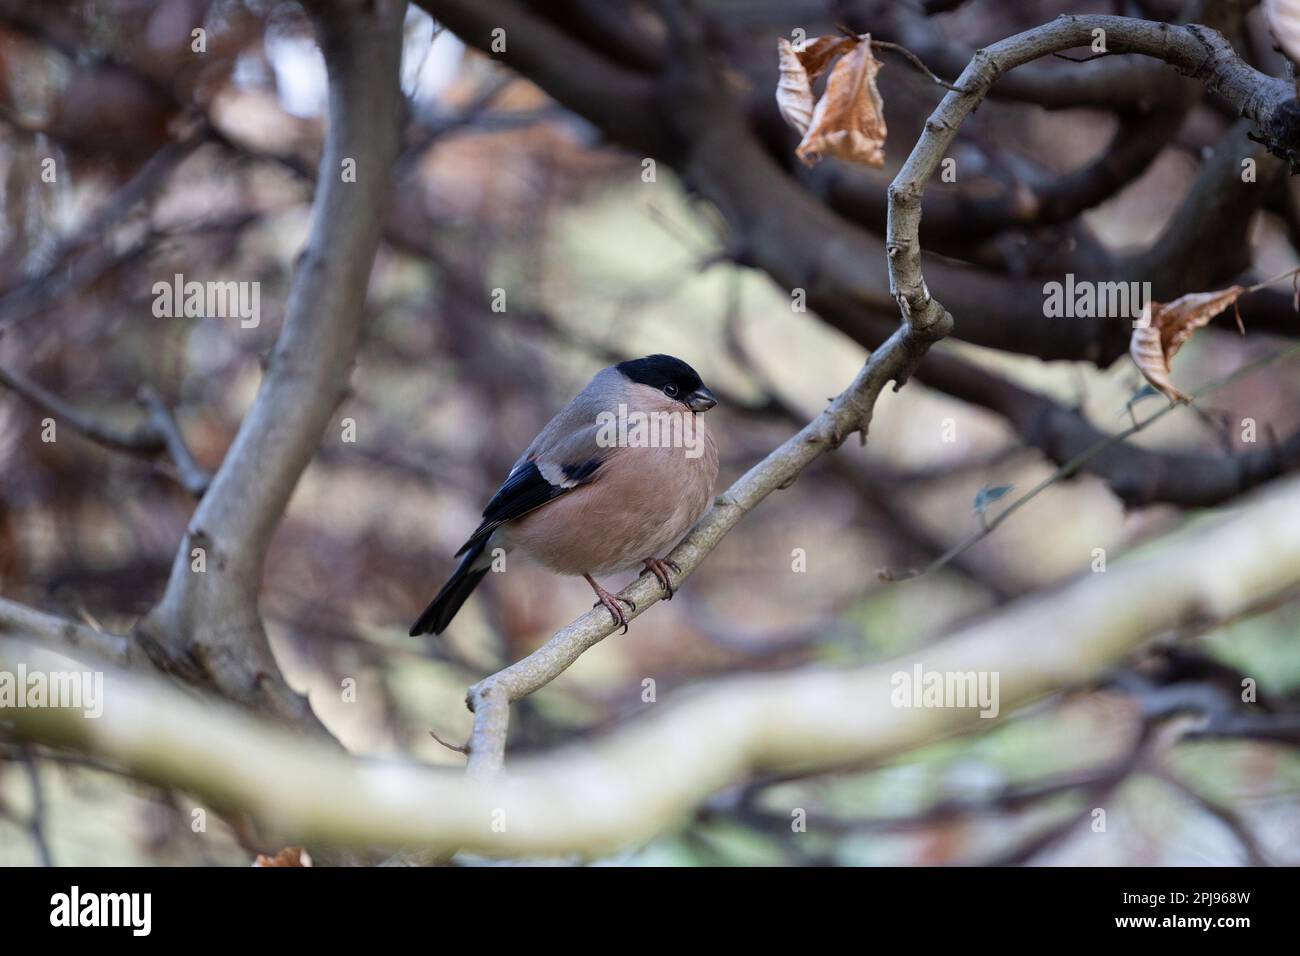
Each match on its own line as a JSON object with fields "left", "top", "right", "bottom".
{"left": 137, "top": 386, "right": 212, "bottom": 496}
{"left": 870, "top": 39, "right": 973, "bottom": 93}
{"left": 1053, "top": 50, "right": 1114, "bottom": 63}
{"left": 832, "top": 24, "right": 973, "bottom": 93}
{"left": 0, "top": 364, "right": 211, "bottom": 496}
{"left": 19, "top": 746, "right": 53, "bottom": 867}
{"left": 0, "top": 364, "right": 161, "bottom": 453}
{"left": 880, "top": 341, "right": 1300, "bottom": 584}
{"left": 1153, "top": 769, "right": 1270, "bottom": 866}
{"left": 428, "top": 729, "right": 470, "bottom": 755}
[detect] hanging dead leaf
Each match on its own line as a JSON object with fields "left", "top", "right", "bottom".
{"left": 1129, "top": 286, "right": 1246, "bottom": 403}
{"left": 776, "top": 36, "right": 853, "bottom": 133}
{"left": 776, "top": 34, "right": 886, "bottom": 168}
{"left": 253, "top": 846, "right": 313, "bottom": 867}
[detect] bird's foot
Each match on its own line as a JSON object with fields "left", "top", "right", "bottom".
{"left": 640, "top": 558, "right": 681, "bottom": 600}
{"left": 585, "top": 575, "right": 635, "bottom": 634}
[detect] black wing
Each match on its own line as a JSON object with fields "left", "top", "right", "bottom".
{"left": 453, "top": 458, "right": 601, "bottom": 557}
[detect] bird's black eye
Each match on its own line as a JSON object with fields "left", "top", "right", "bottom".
{"left": 663, "top": 383, "right": 679, "bottom": 397}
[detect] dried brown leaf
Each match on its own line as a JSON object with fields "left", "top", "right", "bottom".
{"left": 1129, "top": 286, "right": 1246, "bottom": 403}
{"left": 776, "top": 34, "right": 887, "bottom": 168}
{"left": 253, "top": 846, "right": 313, "bottom": 867}
{"left": 776, "top": 36, "right": 856, "bottom": 135}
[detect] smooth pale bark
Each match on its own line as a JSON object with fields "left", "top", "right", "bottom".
{"left": 136, "top": 0, "right": 406, "bottom": 728}
{"left": 6, "top": 470, "right": 1300, "bottom": 857}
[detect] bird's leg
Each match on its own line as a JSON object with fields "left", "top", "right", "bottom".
{"left": 640, "top": 557, "right": 681, "bottom": 600}
{"left": 584, "top": 574, "right": 635, "bottom": 634}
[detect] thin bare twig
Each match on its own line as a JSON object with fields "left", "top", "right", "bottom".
{"left": 880, "top": 341, "right": 1300, "bottom": 585}
{"left": 136, "top": 386, "right": 212, "bottom": 496}
{"left": 429, "top": 729, "right": 470, "bottom": 755}
{"left": 18, "top": 746, "right": 53, "bottom": 866}
{"left": 870, "top": 39, "right": 972, "bottom": 93}
{"left": 831, "top": 23, "right": 972, "bottom": 92}
{"left": 0, "top": 365, "right": 211, "bottom": 496}
{"left": 0, "top": 364, "right": 161, "bottom": 453}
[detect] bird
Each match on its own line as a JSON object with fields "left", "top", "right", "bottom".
{"left": 409, "top": 354, "right": 719, "bottom": 637}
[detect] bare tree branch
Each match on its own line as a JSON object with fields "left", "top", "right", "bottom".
{"left": 883, "top": 11, "right": 1294, "bottom": 333}
{"left": 134, "top": 0, "right": 407, "bottom": 727}
{"left": 135, "top": 386, "right": 212, "bottom": 496}
{"left": 0, "top": 365, "right": 212, "bottom": 496}
{"left": 6, "top": 468, "right": 1300, "bottom": 856}
{"left": 882, "top": 342, "right": 1300, "bottom": 583}
{"left": 465, "top": 320, "right": 946, "bottom": 774}
{"left": 0, "top": 594, "right": 131, "bottom": 662}
{"left": 0, "top": 364, "right": 163, "bottom": 454}
{"left": 410, "top": 2, "right": 1300, "bottom": 775}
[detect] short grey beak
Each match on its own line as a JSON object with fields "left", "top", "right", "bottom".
{"left": 686, "top": 386, "right": 717, "bottom": 412}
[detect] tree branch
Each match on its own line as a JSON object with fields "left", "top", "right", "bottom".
{"left": 0, "top": 365, "right": 212, "bottom": 496}
{"left": 412, "top": 2, "right": 1300, "bottom": 773}
{"left": 7, "top": 468, "right": 1300, "bottom": 856}
{"left": 884, "top": 12, "right": 1295, "bottom": 331}
{"left": 135, "top": 0, "right": 407, "bottom": 726}
{"left": 0, "top": 594, "right": 131, "bottom": 662}
{"left": 135, "top": 386, "right": 212, "bottom": 497}
{"left": 466, "top": 321, "right": 946, "bottom": 774}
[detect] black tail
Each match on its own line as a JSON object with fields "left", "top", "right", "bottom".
{"left": 409, "top": 540, "right": 491, "bottom": 636}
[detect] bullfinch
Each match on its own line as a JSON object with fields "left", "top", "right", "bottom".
{"left": 409, "top": 355, "right": 719, "bottom": 636}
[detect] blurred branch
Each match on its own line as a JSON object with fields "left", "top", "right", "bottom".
{"left": 0, "top": 365, "right": 211, "bottom": 496}
{"left": 7, "top": 469, "right": 1300, "bottom": 855}
{"left": 0, "top": 132, "right": 205, "bottom": 332}
{"left": 135, "top": 386, "right": 212, "bottom": 496}
{"left": 979, "top": 721, "right": 1157, "bottom": 866}
{"left": 1153, "top": 768, "right": 1270, "bottom": 865}
{"left": 419, "top": 0, "right": 660, "bottom": 150}
{"left": 807, "top": 102, "right": 1191, "bottom": 246}
{"left": 417, "top": 0, "right": 1300, "bottom": 510}
{"left": 882, "top": 342, "right": 1300, "bottom": 584}
{"left": 0, "top": 365, "right": 162, "bottom": 454}
{"left": 18, "top": 746, "right": 53, "bottom": 866}
{"left": 909, "top": 341, "right": 1300, "bottom": 508}
{"left": 135, "top": 0, "right": 407, "bottom": 728}
{"left": 0, "top": 594, "right": 131, "bottom": 662}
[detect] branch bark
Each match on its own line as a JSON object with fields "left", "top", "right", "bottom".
{"left": 7, "top": 468, "right": 1300, "bottom": 856}
{"left": 883, "top": 12, "right": 1294, "bottom": 332}
{"left": 134, "top": 0, "right": 407, "bottom": 726}
{"left": 0, "top": 595, "right": 131, "bottom": 662}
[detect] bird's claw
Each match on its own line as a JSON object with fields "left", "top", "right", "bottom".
{"left": 640, "top": 558, "right": 681, "bottom": 600}
{"left": 592, "top": 593, "right": 635, "bottom": 634}
{"left": 584, "top": 574, "right": 635, "bottom": 634}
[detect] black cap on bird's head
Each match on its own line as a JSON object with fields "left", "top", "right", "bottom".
{"left": 616, "top": 354, "right": 717, "bottom": 412}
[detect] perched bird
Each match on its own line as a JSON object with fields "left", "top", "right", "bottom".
{"left": 409, "top": 355, "right": 719, "bottom": 636}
